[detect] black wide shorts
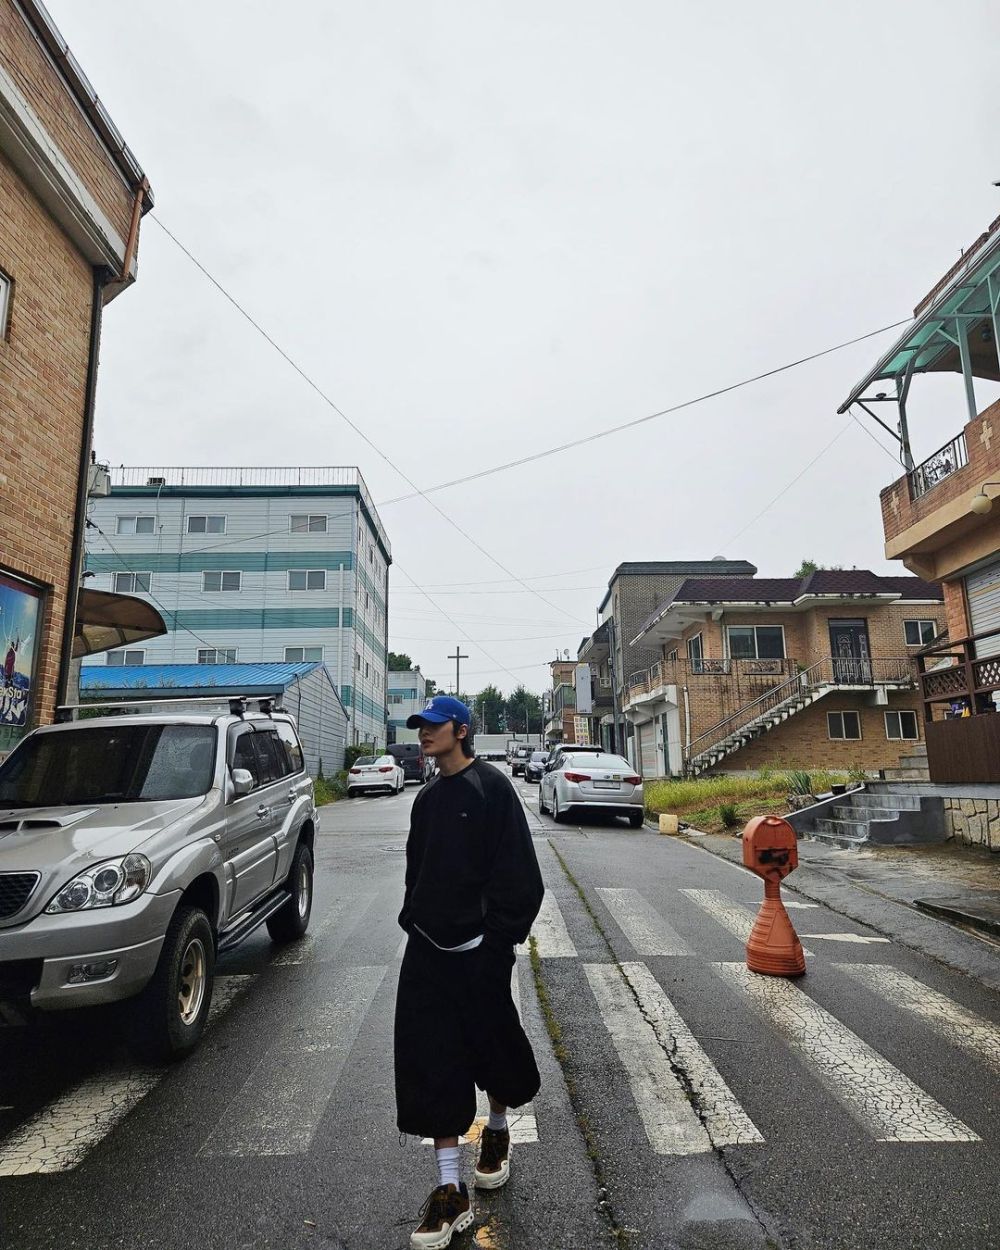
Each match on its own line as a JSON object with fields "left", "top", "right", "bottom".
{"left": 394, "top": 929, "right": 541, "bottom": 1140}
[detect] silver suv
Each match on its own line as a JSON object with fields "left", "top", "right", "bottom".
{"left": 0, "top": 706, "right": 316, "bottom": 1060}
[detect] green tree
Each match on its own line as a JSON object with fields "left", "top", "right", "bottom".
{"left": 472, "top": 684, "right": 505, "bottom": 733}
{"left": 424, "top": 676, "right": 438, "bottom": 698}
{"left": 504, "top": 685, "right": 543, "bottom": 735}
{"left": 388, "top": 651, "right": 413, "bottom": 671}
{"left": 794, "top": 559, "right": 819, "bottom": 578}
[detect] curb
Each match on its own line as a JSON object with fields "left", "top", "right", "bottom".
{"left": 914, "top": 896, "right": 1000, "bottom": 939}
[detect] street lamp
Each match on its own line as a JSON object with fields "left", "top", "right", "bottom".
{"left": 970, "top": 483, "right": 1000, "bottom": 515}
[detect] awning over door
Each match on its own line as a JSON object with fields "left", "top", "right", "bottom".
{"left": 72, "top": 589, "right": 167, "bottom": 658}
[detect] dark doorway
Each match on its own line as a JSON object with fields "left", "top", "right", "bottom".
{"left": 829, "top": 620, "right": 872, "bottom": 684}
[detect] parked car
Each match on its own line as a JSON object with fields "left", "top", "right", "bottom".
{"left": 545, "top": 742, "right": 606, "bottom": 773}
{"left": 387, "top": 742, "right": 433, "bottom": 784}
{"left": 348, "top": 754, "right": 405, "bottom": 796}
{"left": 524, "top": 750, "right": 550, "bottom": 783}
{"left": 0, "top": 709, "right": 316, "bottom": 1060}
{"left": 539, "top": 751, "right": 644, "bottom": 827}
{"left": 511, "top": 746, "right": 534, "bottom": 777}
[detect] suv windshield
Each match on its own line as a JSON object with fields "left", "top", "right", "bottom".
{"left": 0, "top": 724, "right": 217, "bottom": 807}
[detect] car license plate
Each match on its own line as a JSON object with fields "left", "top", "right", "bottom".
{"left": 595, "top": 780, "right": 619, "bottom": 789}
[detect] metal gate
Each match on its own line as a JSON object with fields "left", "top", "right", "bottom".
{"left": 966, "top": 560, "right": 1000, "bottom": 658}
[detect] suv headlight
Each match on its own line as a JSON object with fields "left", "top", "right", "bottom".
{"left": 45, "top": 854, "right": 152, "bottom": 914}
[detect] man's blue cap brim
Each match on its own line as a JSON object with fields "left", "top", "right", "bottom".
{"left": 406, "top": 711, "right": 451, "bottom": 728}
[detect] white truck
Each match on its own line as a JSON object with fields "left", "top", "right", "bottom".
{"left": 471, "top": 733, "right": 509, "bottom": 761}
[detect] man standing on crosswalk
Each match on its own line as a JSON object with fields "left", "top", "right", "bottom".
{"left": 394, "top": 695, "right": 545, "bottom": 1249}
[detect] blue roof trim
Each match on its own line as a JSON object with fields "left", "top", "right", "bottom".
{"left": 81, "top": 661, "right": 320, "bottom": 693}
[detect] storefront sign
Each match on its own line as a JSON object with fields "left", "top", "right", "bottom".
{"left": 573, "top": 715, "right": 591, "bottom": 744}
{"left": 0, "top": 572, "right": 43, "bottom": 755}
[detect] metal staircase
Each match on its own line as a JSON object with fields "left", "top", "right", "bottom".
{"left": 685, "top": 656, "right": 915, "bottom": 775}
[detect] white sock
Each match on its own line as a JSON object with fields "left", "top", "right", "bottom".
{"left": 435, "top": 1145, "right": 461, "bottom": 1189}
{"left": 487, "top": 1108, "right": 508, "bottom": 1132}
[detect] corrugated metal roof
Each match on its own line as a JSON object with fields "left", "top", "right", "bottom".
{"left": 81, "top": 661, "right": 320, "bottom": 693}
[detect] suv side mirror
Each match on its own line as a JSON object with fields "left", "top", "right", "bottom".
{"left": 231, "top": 768, "right": 254, "bottom": 797}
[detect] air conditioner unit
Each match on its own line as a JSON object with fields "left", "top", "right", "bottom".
{"left": 87, "top": 464, "right": 111, "bottom": 497}
{"left": 147, "top": 476, "right": 166, "bottom": 487}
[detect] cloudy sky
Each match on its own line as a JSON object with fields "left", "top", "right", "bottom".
{"left": 52, "top": 0, "right": 1000, "bottom": 695}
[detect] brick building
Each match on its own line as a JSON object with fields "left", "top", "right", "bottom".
{"left": 842, "top": 212, "right": 1000, "bottom": 784}
{"left": 0, "top": 2, "right": 152, "bottom": 756}
{"left": 624, "top": 571, "right": 945, "bottom": 777}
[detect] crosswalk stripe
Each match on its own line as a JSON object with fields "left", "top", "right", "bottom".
{"left": 585, "top": 963, "right": 727, "bottom": 1155}
{"left": 530, "top": 891, "right": 577, "bottom": 958}
{"left": 424, "top": 958, "right": 538, "bottom": 1146}
{"left": 201, "top": 964, "right": 387, "bottom": 1157}
{"left": 271, "top": 893, "right": 378, "bottom": 966}
{"left": 0, "top": 975, "right": 255, "bottom": 1176}
{"left": 836, "top": 964, "right": 1000, "bottom": 1077}
{"left": 714, "top": 962, "right": 980, "bottom": 1143}
{"left": 681, "top": 889, "right": 814, "bottom": 956}
{"left": 800, "top": 934, "right": 890, "bottom": 945}
{"left": 597, "top": 888, "right": 691, "bottom": 956}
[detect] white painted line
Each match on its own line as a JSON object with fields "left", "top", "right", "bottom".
{"left": 798, "top": 933, "right": 890, "bottom": 945}
{"left": 597, "top": 888, "right": 691, "bottom": 956}
{"left": 752, "top": 901, "right": 819, "bottom": 910}
{"left": 714, "top": 963, "right": 979, "bottom": 1143}
{"left": 201, "top": 964, "right": 387, "bottom": 1157}
{"left": 681, "top": 889, "right": 814, "bottom": 956}
{"left": 584, "top": 963, "right": 715, "bottom": 1155}
{"left": 272, "top": 892, "right": 377, "bottom": 966}
{"left": 530, "top": 891, "right": 577, "bottom": 958}
{"left": 836, "top": 964, "right": 1000, "bottom": 1078}
{"left": 0, "top": 975, "right": 254, "bottom": 1176}
{"left": 619, "top": 961, "right": 763, "bottom": 1147}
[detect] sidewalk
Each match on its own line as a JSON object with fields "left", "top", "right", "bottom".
{"left": 681, "top": 827, "right": 1000, "bottom": 993}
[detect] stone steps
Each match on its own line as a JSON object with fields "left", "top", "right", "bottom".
{"left": 800, "top": 784, "right": 947, "bottom": 850}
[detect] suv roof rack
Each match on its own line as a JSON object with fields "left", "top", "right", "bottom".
{"left": 54, "top": 695, "right": 283, "bottom": 723}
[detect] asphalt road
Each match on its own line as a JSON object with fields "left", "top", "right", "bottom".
{"left": 1, "top": 766, "right": 999, "bottom": 1250}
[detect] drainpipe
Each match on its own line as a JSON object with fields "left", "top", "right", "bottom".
{"left": 57, "top": 266, "right": 110, "bottom": 708}
{"left": 682, "top": 685, "right": 692, "bottom": 770}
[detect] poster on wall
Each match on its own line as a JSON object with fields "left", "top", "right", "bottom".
{"left": 573, "top": 714, "right": 591, "bottom": 745}
{"left": 0, "top": 572, "right": 43, "bottom": 755}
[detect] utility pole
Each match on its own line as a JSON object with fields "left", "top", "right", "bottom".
{"left": 448, "top": 645, "right": 468, "bottom": 703}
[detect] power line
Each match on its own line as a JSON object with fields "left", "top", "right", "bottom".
{"left": 149, "top": 217, "right": 588, "bottom": 630}
{"left": 375, "top": 319, "right": 913, "bottom": 507}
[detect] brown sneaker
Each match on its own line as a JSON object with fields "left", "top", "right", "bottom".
{"left": 410, "top": 1182, "right": 474, "bottom": 1249}
{"left": 474, "top": 1126, "right": 511, "bottom": 1190}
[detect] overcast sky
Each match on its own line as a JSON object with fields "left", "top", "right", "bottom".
{"left": 51, "top": 0, "right": 1000, "bottom": 695}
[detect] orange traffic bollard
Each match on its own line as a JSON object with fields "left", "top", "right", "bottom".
{"left": 741, "top": 815, "right": 806, "bottom": 977}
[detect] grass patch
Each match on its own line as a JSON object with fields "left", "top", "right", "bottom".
{"left": 644, "top": 770, "right": 847, "bottom": 834}
{"left": 313, "top": 769, "right": 349, "bottom": 806}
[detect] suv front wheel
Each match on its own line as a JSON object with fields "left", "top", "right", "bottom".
{"left": 266, "top": 841, "right": 313, "bottom": 943}
{"left": 133, "top": 904, "right": 215, "bottom": 1062}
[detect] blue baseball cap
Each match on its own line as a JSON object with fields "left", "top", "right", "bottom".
{"left": 406, "top": 695, "right": 472, "bottom": 729}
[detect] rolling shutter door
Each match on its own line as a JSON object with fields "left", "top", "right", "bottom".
{"left": 637, "top": 722, "right": 657, "bottom": 778}
{"left": 966, "top": 561, "right": 1000, "bottom": 658}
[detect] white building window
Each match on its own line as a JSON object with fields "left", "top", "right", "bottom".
{"left": 198, "top": 648, "right": 237, "bottom": 664}
{"left": 885, "top": 710, "right": 919, "bottom": 740}
{"left": 726, "top": 625, "right": 785, "bottom": 660}
{"left": 106, "top": 649, "right": 144, "bottom": 666}
{"left": 904, "top": 619, "right": 937, "bottom": 647}
{"left": 187, "top": 515, "right": 226, "bottom": 534}
{"left": 203, "top": 571, "right": 241, "bottom": 592}
{"left": 827, "top": 711, "right": 862, "bottom": 740}
{"left": 114, "top": 571, "right": 151, "bottom": 593}
{"left": 290, "top": 514, "right": 328, "bottom": 533}
{"left": 285, "top": 646, "right": 323, "bottom": 662}
{"left": 116, "top": 515, "right": 155, "bottom": 536}
{"left": 0, "top": 269, "right": 12, "bottom": 338}
{"left": 288, "top": 570, "right": 326, "bottom": 591}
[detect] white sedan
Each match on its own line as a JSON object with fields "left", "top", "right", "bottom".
{"left": 538, "top": 751, "right": 644, "bottom": 827}
{"left": 347, "top": 754, "right": 405, "bottom": 796}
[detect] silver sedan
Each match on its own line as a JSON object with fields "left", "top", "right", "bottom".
{"left": 538, "top": 752, "right": 644, "bottom": 827}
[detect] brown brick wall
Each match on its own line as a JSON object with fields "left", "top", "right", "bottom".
{"left": 0, "top": 146, "right": 92, "bottom": 731}
{"left": 942, "top": 580, "right": 969, "bottom": 640}
{"left": 722, "top": 691, "right": 924, "bottom": 773}
{"left": 0, "top": 2, "right": 135, "bottom": 241}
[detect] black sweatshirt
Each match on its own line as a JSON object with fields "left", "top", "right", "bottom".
{"left": 398, "top": 758, "right": 544, "bottom": 953}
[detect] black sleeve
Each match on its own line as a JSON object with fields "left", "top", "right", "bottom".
{"left": 397, "top": 787, "right": 427, "bottom": 932}
{"left": 482, "top": 778, "right": 544, "bottom": 951}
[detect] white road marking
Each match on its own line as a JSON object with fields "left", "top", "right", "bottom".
{"left": 530, "top": 891, "right": 577, "bottom": 958}
{"left": 201, "top": 964, "right": 387, "bottom": 1157}
{"left": 596, "top": 888, "right": 691, "bottom": 956}
{"left": 424, "top": 958, "right": 538, "bottom": 1146}
{"left": 272, "top": 892, "right": 377, "bottom": 966}
{"left": 681, "top": 889, "right": 814, "bottom": 956}
{"left": 585, "top": 963, "right": 735, "bottom": 1155}
{"left": 0, "top": 975, "right": 255, "bottom": 1176}
{"left": 753, "top": 901, "right": 819, "bottom": 909}
{"left": 714, "top": 963, "right": 979, "bottom": 1143}
{"left": 837, "top": 964, "right": 1000, "bottom": 1077}
{"left": 798, "top": 933, "right": 890, "bottom": 945}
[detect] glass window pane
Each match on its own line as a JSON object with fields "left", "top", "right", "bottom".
{"left": 285, "top": 647, "right": 303, "bottom": 662}
{"left": 204, "top": 572, "right": 221, "bottom": 591}
{"left": 275, "top": 722, "right": 304, "bottom": 773}
{"left": 843, "top": 711, "right": 861, "bottom": 740}
{"left": 755, "top": 627, "right": 785, "bottom": 659}
{"left": 307, "top": 571, "right": 325, "bottom": 590}
{"left": 289, "top": 571, "right": 306, "bottom": 590}
{"left": 221, "top": 572, "right": 241, "bottom": 591}
{"left": 290, "top": 515, "right": 309, "bottom": 533}
{"left": 304, "top": 646, "right": 322, "bottom": 661}
{"left": 116, "top": 516, "right": 133, "bottom": 535}
{"left": 135, "top": 516, "right": 154, "bottom": 535}
{"left": 728, "top": 627, "right": 755, "bottom": 659}
{"left": 920, "top": 621, "right": 935, "bottom": 644}
{"left": 900, "top": 711, "right": 918, "bottom": 739}
{"left": 904, "top": 621, "right": 919, "bottom": 646}
{"left": 885, "top": 712, "right": 900, "bottom": 740}
{"left": 107, "top": 651, "right": 125, "bottom": 666}
{"left": 233, "top": 733, "right": 258, "bottom": 782}
{"left": 308, "top": 515, "right": 327, "bottom": 532}
{"left": 827, "top": 713, "right": 844, "bottom": 739}
{"left": 207, "top": 516, "right": 226, "bottom": 534}
{"left": 134, "top": 573, "right": 151, "bottom": 593}
{"left": 188, "top": 516, "right": 207, "bottom": 533}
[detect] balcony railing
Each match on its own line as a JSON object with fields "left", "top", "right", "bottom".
{"left": 627, "top": 657, "right": 795, "bottom": 699}
{"left": 917, "top": 628, "right": 1000, "bottom": 713}
{"left": 908, "top": 432, "right": 968, "bottom": 501}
